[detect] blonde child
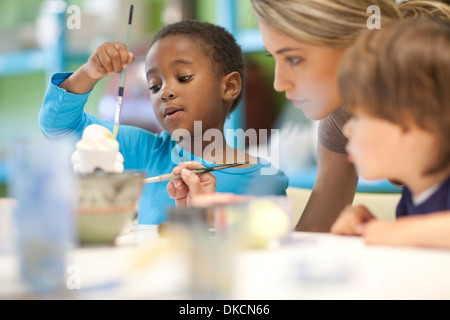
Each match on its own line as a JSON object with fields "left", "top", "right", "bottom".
{"left": 331, "top": 19, "right": 450, "bottom": 248}
{"left": 39, "top": 20, "right": 288, "bottom": 225}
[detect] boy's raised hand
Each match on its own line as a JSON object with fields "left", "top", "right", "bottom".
{"left": 83, "top": 42, "right": 134, "bottom": 79}
{"left": 59, "top": 42, "right": 134, "bottom": 94}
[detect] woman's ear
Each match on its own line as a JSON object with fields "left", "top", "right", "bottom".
{"left": 221, "top": 71, "right": 242, "bottom": 103}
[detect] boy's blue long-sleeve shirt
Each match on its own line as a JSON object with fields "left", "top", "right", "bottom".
{"left": 39, "top": 73, "right": 289, "bottom": 224}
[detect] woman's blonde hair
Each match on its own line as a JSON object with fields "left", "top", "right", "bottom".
{"left": 338, "top": 19, "right": 450, "bottom": 175}
{"left": 251, "top": 0, "right": 401, "bottom": 48}
{"left": 399, "top": 0, "right": 450, "bottom": 22}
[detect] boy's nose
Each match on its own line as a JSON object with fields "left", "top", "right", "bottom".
{"left": 160, "top": 89, "right": 176, "bottom": 101}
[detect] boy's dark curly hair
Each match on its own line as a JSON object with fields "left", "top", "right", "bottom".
{"left": 150, "top": 19, "right": 245, "bottom": 114}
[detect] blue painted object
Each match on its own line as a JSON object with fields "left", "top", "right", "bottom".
{"left": 286, "top": 166, "right": 402, "bottom": 193}
{"left": 0, "top": 161, "right": 6, "bottom": 185}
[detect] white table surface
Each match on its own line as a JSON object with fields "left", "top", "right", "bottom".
{"left": 1, "top": 224, "right": 450, "bottom": 300}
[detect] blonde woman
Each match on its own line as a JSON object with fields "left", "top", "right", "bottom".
{"left": 250, "top": 0, "right": 401, "bottom": 232}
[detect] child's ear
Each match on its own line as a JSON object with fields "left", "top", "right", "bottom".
{"left": 221, "top": 71, "right": 242, "bottom": 103}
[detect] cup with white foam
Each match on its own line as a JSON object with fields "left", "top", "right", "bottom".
{"left": 72, "top": 124, "right": 124, "bottom": 173}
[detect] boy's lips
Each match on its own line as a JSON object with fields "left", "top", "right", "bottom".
{"left": 163, "top": 106, "right": 184, "bottom": 119}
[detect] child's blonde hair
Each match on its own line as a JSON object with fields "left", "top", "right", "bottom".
{"left": 250, "top": 0, "right": 401, "bottom": 48}
{"left": 338, "top": 19, "right": 450, "bottom": 175}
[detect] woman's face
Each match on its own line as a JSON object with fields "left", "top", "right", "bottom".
{"left": 258, "top": 21, "right": 347, "bottom": 120}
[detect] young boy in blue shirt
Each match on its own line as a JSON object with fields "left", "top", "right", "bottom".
{"left": 331, "top": 19, "right": 450, "bottom": 248}
{"left": 39, "top": 20, "right": 288, "bottom": 225}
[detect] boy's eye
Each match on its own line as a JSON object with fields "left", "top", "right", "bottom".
{"left": 149, "top": 85, "right": 161, "bottom": 93}
{"left": 178, "top": 75, "right": 192, "bottom": 82}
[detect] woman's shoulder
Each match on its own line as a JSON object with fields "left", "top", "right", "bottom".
{"left": 320, "top": 107, "right": 351, "bottom": 131}
{"left": 318, "top": 107, "right": 351, "bottom": 154}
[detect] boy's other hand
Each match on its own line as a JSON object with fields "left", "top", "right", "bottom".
{"left": 167, "top": 161, "right": 217, "bottom": 207}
